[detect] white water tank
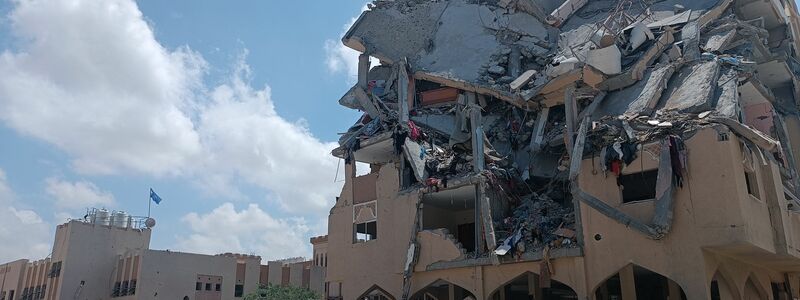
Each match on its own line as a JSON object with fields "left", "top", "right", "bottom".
{"left": 96, "top": 209, "right": 111, "bottom": 226}
{"left": 112, "top": 211, "right": 129, "bottom": 228}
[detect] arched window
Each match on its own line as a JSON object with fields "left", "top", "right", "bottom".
{"left": 489, "top": 272, "right": 576, "bottom": 300}
{"left": 411, "top": 279, "right": 474, "bottom": 300}
{"left": 594, "top": 264, "right": 686, "bottom": 300}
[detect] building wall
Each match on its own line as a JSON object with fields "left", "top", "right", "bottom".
{"left": 325, "top": 127, "right": 800, "bottom": 299}
{"left": 56, "top": 221, "right": 151, "bottom": 300}
{"left": 132, "top": 250, "right": 260, "bottom": 300}
{"left": 326, "top": 162, "right": 418, "bottom": 298}
{"left": 0, "top": 260, "right": 28, "bottom": 300}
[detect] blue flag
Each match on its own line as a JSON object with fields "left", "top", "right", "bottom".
{"left": 149, "top": 188, "right": 162, "bottom": 205}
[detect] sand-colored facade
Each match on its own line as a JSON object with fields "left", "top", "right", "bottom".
{"left": 324, "top": 127, "right": 800, "bottom": 299}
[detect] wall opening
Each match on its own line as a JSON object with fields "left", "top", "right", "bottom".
{"left": 594, "top": 265, "right": 686, "bottom": 300}
{"left": 421, "top": 185, "right": 476, "bottom": 254}
{"left": 744, "top": 170, "right": 760, "bottom": 199}
{"left": 619, "top": 170, "right": 658, "bottom": 203}
{"left": 489, "top": 272, "right": 577, "bottom": 300}
{"left": 710, "top": 270, "right": 737, "bottom": 300}
{"left": 354, "top": 201, "right": 378, "bottom": 243}
{"left": 411, "top": 279, "right": 475, "bottom": 300}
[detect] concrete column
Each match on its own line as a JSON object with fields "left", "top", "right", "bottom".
{"left": 358, "top": 54, "right": 370, "bottom": 90}
{"left": 564, "top": 84, "right": 577, "bottom": 150}
{"left": 449, "top": 283, "right": 456, "bottom": 300}
{"left": 499, "top": 286, "right": 506, "bottom": 300}
{"left": 619, "top": 265, "right": 637, "bottom": 300}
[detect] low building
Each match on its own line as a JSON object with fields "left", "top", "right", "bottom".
{"left": 0, "top": 210, "right": 327, "bottom": 300}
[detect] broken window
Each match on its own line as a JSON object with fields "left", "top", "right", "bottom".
{"left": 354, "top": 201, "right": 378, "bottom": 243}
{"left": 619, "top": 170, "right": 658, "bottom": 203}
{"left": 745, "top": 170, "right": 760, "bottom": 199}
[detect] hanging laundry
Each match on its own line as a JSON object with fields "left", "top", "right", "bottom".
{"left": 408, "top": 120, "right": 421, "bottom": 141}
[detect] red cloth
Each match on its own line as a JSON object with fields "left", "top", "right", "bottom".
{"left": 408, "top": 120, "right": 421, "bottom": 140}
{"left": 611, "top": 160, "right": 622, "bottom": 176}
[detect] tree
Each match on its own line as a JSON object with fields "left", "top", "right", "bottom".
{"left": 243, "top": 284, "right": 319, "bottom": 300}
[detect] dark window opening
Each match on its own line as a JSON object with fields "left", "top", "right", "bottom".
{"left": 400, "top": 158, "right": 419, "bottom": 188}
{"left": 234, "top": 284, "right": 244, "bottom": 298}
{"left": 48, "top": 262, "right": 62, "bottom": 278}
{"left": 355, "top": 221, "right": 377, "bottom": 242}
{"left": 215, "top": 284, "right": 221, "bottom": 292}
{"left": 710, "top": 280, "right": 720, "bottom": 300}
{"left": 120, "top": 281, "right": 129, "bottom": 296}
{"left": 619, "top": 170, "right": 658, "bottom": 203}
{"left": 112, "top": 282, "right": 121, "bottom": 297}
{"left": 195, "top": 282, "right": 202, "bottom": 291}
{"left": 205, "top": 283, "right": 211, "bottom": 291}
{"left": 457, "top": 223, "right": 476, "bottom": 253}
{"left": 129, "top": 280, "right": 136, "bottom": 295}
{"left": 745, "top": 171, "right": 760, "bottom": 199}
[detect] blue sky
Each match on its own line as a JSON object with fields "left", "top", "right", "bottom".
{"left": 0, "top": 0, "right": 368, "bottom": 261}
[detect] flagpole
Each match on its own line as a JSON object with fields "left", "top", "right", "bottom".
{"left": 148, "top": 189, "right": 151, "bottom": 218}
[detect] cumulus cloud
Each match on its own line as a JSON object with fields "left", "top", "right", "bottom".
{"left": 0, "top": 0, "right": 344, "bottom": 214}
{"left": 176, "top": 203, "right": 310, "bottom": 260}
{"left": 0, "top": 168, "right": 51, "bottom": 262}
{"left": 323, "top": 5, "right": 378, "bottom": 84}
{"left": 0, "top": 0, "right": 205, "bottom": 176}
{"left": 45, "top": 178, "right": 115, "bottom": 209}
{"left": 197, "top": 57, "right": 343, "bottom": 212}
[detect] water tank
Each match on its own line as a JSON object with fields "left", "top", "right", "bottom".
{"left": 112, "top": 211, "right": 129, "bottom": 228}
{"left": 96, "top": 209, "right": 110, "bottom": 226}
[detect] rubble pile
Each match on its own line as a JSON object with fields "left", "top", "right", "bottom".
{"left": 333, "top": 0, "right": 800, "bottom": 260}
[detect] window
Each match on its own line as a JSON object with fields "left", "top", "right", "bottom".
{"left": 1, "top": 291, "right": 6, "bottom": 300}
{"left": 129, "top": 280, "right": 136, "bottom": 295}
{"left": 48, "top": 262, "right": 62, "bottom": 278}
{"left": 120, "top": 281, "right": 129, "bottom": 296}
{"left": 39, "top": 285, "right": 45, "bottom": 299}
{"left": 234, "top": 284, "right": 244, "bottom": 298}
{"left": 353, "top": 201, "right": 378, "bottom": 243}
{"left": 619, "top": 170, "right": 658, "bottom": 203}
{"left": 355, "top": 221, "right": 377, "bottom": 242}
{"left": 745, "top": 171, "right": 760, "bottom": 199}
{"left": 215, "top": 284, "right": 221, "bottom": 292}
{"left": 205, "top": 283, "right": 211, "bottom": 291}
{"left": 196, "top": 282, "right": 202, "bottom": 291}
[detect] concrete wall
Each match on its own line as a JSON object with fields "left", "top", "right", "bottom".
{"left": 134, "top": 250, "right": 260, "bottom": 300}
{"left": 0, "top": 260, "right": 28, "bottom": 300}
{"left": 56, "top": 221, "right": 150, "bottom": 300}
{"left": 326, "top": 127, "right": 800, "bottom": 299}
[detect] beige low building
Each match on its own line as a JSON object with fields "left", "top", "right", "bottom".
{"left": 0, "top": 211, "right": 327, "bottom": 300}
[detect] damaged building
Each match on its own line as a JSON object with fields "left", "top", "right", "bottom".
{"left": 324, "top": 0, "right": 800, "bottom": 299}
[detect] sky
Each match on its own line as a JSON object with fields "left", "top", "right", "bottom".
{"left": 0, "top": 0, "right": 371, "bottom": 262}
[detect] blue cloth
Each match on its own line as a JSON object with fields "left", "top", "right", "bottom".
{"left": 149, "top": 188, "right": 162, "bottom": 205}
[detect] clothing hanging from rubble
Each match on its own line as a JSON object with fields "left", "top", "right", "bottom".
{"left": 602, "top": 142, "right": 639, "bottom": 180}
{"left": 669, "top": 135, "right": 687, "bottom": 187}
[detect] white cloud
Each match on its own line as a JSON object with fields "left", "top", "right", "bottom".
{"left": 45, "top": 177, "right": 115, "bottom": 209}
{"left": 0, "top": 168, "right": 51, "bottom": 262}
{"left": 196, "top": 56, "right": 343, "bottom": 212}
{"left": 0, "top": 0, "right": 344, "bottom": 214}
{"left": 176, "top": 203, "right": 310, "bottom": 260}
{"left": 323, "top": 5, "right": 378, "bottom": 84}
{"left": 0, "top": 0, "right": 205, "bottom": 176}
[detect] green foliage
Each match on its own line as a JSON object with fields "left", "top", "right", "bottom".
{"left": 243, "top": 284, "right": 319, "bottom": 300}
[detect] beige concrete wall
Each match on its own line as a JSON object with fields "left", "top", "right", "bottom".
{"left": 0, "top": 259, "right": 28, "bottom": 300}
{"left": 134, "top": 250, "right": 260, "bottom": 300}
{"left": 56, "top": 221, "right": 150, "bottom": 300}
{"left": 327, "top": 162, "right": 414, "bottom": 298}
{"left": 577, "top": 127, "right": 796, "bottom": 299}
{"left": 326, "top": 126, "right": 800, "bottom": 300}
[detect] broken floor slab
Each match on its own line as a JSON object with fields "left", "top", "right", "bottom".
{"left": 658, "top": 60, "right": 720, "bottom": 113}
